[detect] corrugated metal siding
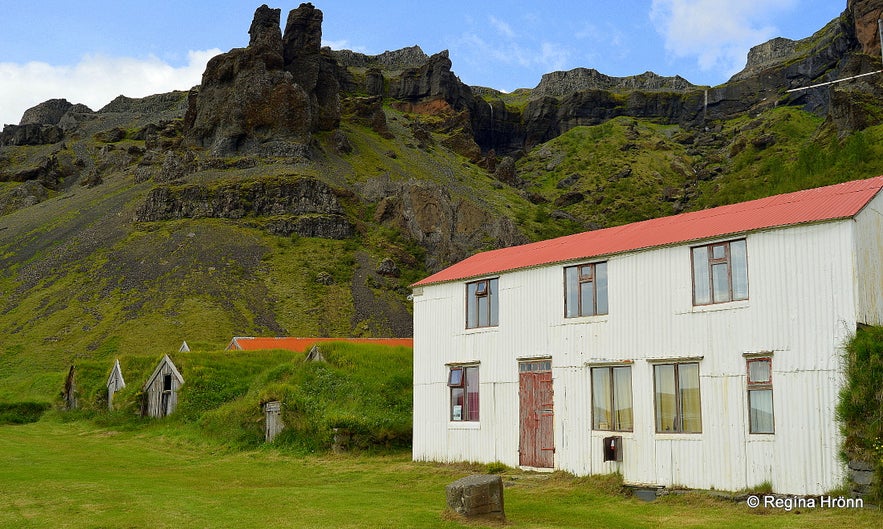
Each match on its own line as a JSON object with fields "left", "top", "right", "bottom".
{"left": 413, "top": 219, "right": 861, "bottom": 494}
{"left": 854, "top": 191, "right": 883, "bottom": 325}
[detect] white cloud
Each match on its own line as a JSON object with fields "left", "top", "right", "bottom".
{"left": 453, "top": 31, "right": 572, "bottom": 89}
{"left": 489, "top": 16, "right": 516, "bottom": 39}
{"left": 650, "top": 0, "right": 796, "bottom": 78}
{"left": 0, "top": 49, "right": 220, "bottom": 126}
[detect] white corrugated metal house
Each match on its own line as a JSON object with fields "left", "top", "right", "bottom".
{"left": 411, "top": 176, "right": 883, "bottom": 495}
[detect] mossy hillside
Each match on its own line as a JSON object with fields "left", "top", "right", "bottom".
{"left": 706, "top": 107, "right": 883, "bottom": 201}
{"left": 69, "top": 342, "right": 413, "bottom": 452}
{"left": 0, "top": 207, "right": 422, "bottom": 404}
{"left": 837, "top": 325, "right": 883, "bottom": 502}
{"left": 514, "top": 107, "right": 883, "bottom": 232}
{"left": 517, "top": 117, "right": 693, "bottom": 229}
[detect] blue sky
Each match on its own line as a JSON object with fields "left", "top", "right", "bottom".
{"left": 0, "top": 1, "right": 845, "bottom": 126}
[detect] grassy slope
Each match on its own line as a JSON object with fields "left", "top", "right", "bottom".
{"left": 1, "top": 419, "right": 879, "bottom": 529}
{"left": 66, "top": 342, "right": 413, "bottom": 452}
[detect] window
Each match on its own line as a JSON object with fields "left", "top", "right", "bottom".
{"left": 466, "top": 278, "right": 499, "bottom": 328}
{"left": 691, "top": 239, "right": 748, "bottom": 305}
{"left": 747, "top": 358, "right": 774, "bottom": 434}
{"left": 591, "top": 365, "right": 633, "bottom": 431}
{"left": 448, "top": 365, "right": 479, "bottom": 421}
{"left": 653, "top": 362, "right": 701, "bottom": 433}
{"left": 564, "top": 262, "right": 608, "bottom": 317}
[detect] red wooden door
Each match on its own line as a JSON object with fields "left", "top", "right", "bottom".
{"left": 519, "top": 363, "right": 554, "bottom": 468}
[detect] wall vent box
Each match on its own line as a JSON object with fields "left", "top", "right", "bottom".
{"left": 603, "top": 436, "right": 622, "bottom": 462}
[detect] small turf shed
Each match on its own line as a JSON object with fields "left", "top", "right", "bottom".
{"left": 106, "top": 359, "right": 126, "bottom": 410}
{"left": 142, "top": 354, "right": 184, "bottom": 418}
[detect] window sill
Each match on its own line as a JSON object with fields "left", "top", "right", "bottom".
{"left": 748, "top": 433, "right": 775, "bottom": 439}
{"left": 558, "top": 315, "right": 609, "bottom": 326}
{"left": 690, "top": 300, "right": 749, "bottom": 313}
{"left": 463, "top": 326, "right": 499, "bottom": 335}
{"left": 653, "top": 433, "right": 703, "bottom": 440}
{"left": 448, "top": 421, "right": 481, "bottom": 430}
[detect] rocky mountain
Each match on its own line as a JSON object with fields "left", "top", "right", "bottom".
{"left": 1, "top": 1, "right": 883, "bottom": 389}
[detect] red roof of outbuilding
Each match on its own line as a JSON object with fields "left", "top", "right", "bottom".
{"left": 414, "top": 176, "right": 883, "bottom": 287}
{"left": 226, "top": 337, "right": 413, "bottom": 352}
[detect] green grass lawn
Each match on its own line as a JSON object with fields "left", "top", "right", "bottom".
{"left": 0, "top": 418, "right": 879, "bottom": 529}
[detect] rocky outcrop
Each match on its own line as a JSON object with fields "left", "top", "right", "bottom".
{"left": 0, "top": 124, "right": 63, "bottom": 146}
{"left": 365, "top": 177, "right": 527, "bottom": 271}
{"left": 134, "top": 176, "right": 350, "bottom": 235}
{"left": 389, "top": 51, "right": 474, "bottom": 111}
{"left": 333, "top": 45, "right": 430, "bottom": 71}
{"left": 848, "top": 0, "right": 883, "bottom": 56}
{"left": 99, "top": 92, "right": 189, "bottom": 116}
{"left": 729, "top": 37, "right": 798, "bottom": 82}
{"left": 18, "top": 99, "right": 91, "bottom": 126}
{"left": 533, "top": 69, "right": 696, "bottom": 98}
{"left": 184, "top": 3, "right": 338, "bottom": 156}
{"left": 282, "top": 3, "right": 340, "bottom": 131}
{"left": 0, "top": 180, "right": 50, "bottom": 215}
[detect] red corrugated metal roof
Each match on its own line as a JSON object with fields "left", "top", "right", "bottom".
{"left": 226, "top": 337, "right": 413, "bottom": 352}
{"left": 414, "top": 176, "right": 883, "bottom": 286}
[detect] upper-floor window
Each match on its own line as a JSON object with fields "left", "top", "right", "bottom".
{"left": 466, "top": 278, "right": 498, "bottom": 328}
{"left": 691, "top": 239, "right": 748, "bottom": 305}
{"left": 564, "top": 262, "right": 608, "bottom": 317}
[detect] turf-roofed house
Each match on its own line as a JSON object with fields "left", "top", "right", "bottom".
{"left": 411, "top": 176, "right": 883, "bottom": 495}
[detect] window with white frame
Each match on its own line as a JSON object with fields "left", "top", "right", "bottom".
{"left": 653, "top": 362, "right": 702, "bottom": 433}
{"left": 691, "top": 239, "right": 748, "bottom": 305}
{"left": 448, "top": 365, "right": 479, "bottom": 421}
{"left": 564, "top": 262, "right": 608, "bottom": 317}
{"left": 747, "top": 357, "right": 774, "bottom": 434}
{"left": 466, "top": 278, "right": 499, "bottom": 328}
{"left": 591, "top": 365, "right": 633, "bottom": 431}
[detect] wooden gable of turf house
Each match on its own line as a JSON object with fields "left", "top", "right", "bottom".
{"left": 142, "top": 355, "right": 184, "bottom": 418}
{"left": 106, "top": 359, "right": 126, "bottom": 410}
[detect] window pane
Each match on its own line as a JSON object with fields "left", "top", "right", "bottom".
{"left": 448, "top": 367, "right": 463, "bottom": 386}
{"left": 592, "top": 368, "right": 612, "bottom": 430}
{"left": 466, "top": 367, "right": 480, "bottom": 421}
{"left": 678, "top": 363, "right": 702, "bottom": 433}
{"left": 467, "top": 283, "right": 478, "bottom": 328}
{"left": 692, "top": 247, "right": 711, "bottom": 305}
{"left": 451, "top": 387, "right": 464, "bottom": 421}
{"left": 477, "top": 294, "right": 489, "bottom": 327}
{"left": 712, "top": 244, "right": 726, "bottom": 259}
{"left": 711, "top": 262, "right": 731, "bottom": 302}
{"left": 749, "top": 389, "right": 774, "bottom": 433}
{"left": 580, "top": 280, "right": 594, "bottom": 316}
{"left": 489, "top": 278, "right": 499, "bottom": 326}
{"left": 565, "top": 267, "right": 579, "bottom": 318}
{"left": 730, "top": 240, "right": 748, "bottom": 300}
{"left": 596, "top": 262, "right": 608, "bottom": 315}
{"left": 613, "top": 366, "right": 633, "bottom": 431}
{"left": 748, "top": 359, "right": 771, "bottom": 384}
{"left": 654, "top": 364, "right": 677, "bottom": 432}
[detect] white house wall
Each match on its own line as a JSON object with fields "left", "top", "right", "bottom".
{"left": 413, "top": 219, "right": 861, "bottom": 494}
{"left": 854, "top": 190, "right": 883, "bottom": 325}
